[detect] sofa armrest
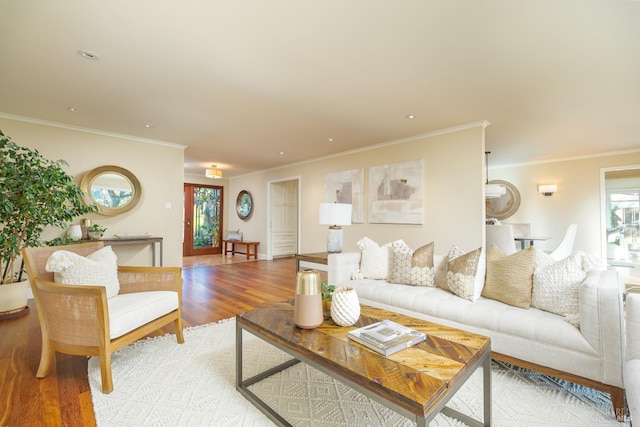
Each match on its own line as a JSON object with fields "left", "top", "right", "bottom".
{"left": 327, "top": 251, "right": 361, "bottom": 285}
{"left": 579, "top": 269, "right": 624, "bottom": 387}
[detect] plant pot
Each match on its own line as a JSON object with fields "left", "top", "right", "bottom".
{"left": 88, "top": 231, "right": 104, "bottom": 240}
{"left": 0, "top": 280, "right": 29, "bottom": 314}
{"left": 322, "top": 300, "right": 332, "bottom": 318}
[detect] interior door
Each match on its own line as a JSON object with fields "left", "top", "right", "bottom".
{"left": 271, "top": 179, "right": 298, "bottom": 257}
{"left": 183, "top": 183, "right": 223, "bottom": 256}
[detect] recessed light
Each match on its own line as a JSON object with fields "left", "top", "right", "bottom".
{"left": 328, "top": 138, "right": 334, "bottom": 142}
{"left": 67, "top": 107, "right": 80, "bottom": 112}
{"left": 144, "top": 123, "right": 155, "bottom": 128}
{"left": 78, "top": 50, "right": 100, "bottom": 60}
{"left": 405, "top": 114, "right": 415, "bottom": 119}
{"left": 280, "top": 151, "right": 284, "bottom": 155}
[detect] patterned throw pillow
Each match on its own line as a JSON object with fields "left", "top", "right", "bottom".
{"left": 385, "top": 241, "right": 436, "bottom": 286}
{"left": 357, "top": 237, "right": 392, "bottom": 279}
{"left": 446, "top": 245, "right": 482, "bottom": 301}
{"left": 482, "top": 244, "right": 535, "bottom": 308}
{"left": 410, "top": 242, "right": 435, "bottom": 286}
{"left": 388, "top": 240, "right": 413, "bottom": 284}
{"left": 532, "top": 250, "right": 586, "bottom": 327}
{"left": 45, "top": 246, "right": 120, "bottom": 298}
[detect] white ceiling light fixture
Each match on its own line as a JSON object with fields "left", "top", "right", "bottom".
{"left": 205, "top": 164, "right": 222, "bottom": 179}
{"left": 485, "top": 151, "right": 506, "bottom": 199}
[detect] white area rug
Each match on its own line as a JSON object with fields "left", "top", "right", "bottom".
{"left": 89, "top": 319, "right": 627, "bottom": 426}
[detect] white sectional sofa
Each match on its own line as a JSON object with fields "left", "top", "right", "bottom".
{"left": 626, "top": 291, "right": 640, "bottom": 423}
{"left": 328, "top": 248, "right": 626, "bottom": 421}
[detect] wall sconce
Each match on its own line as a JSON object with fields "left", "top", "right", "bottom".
{"left": 538, "top": 184, "right": 557, "bottom": 197}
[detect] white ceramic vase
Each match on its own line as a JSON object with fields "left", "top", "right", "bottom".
{"left": 67, "top": 224, "right": 83, "bottom": 241}
{"left": 330, "top": 287, "right": 360, "bottom": 327}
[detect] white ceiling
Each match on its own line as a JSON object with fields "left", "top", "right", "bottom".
{"left": 1, "top": 1, "right": 639, "bottom": 178}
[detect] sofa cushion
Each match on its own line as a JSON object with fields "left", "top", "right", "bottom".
{"left": 108, "top": 291, "right": 178, "bottom": 339}
{"left": 357, "top": 237, "right": 393, "bottom": 279}
{"left": 388, "top": 241, "right": 436, "bottom": 286}
{"left": 45, "top": 246, "right": 120, "bottom": 298}
{"left": 532, "top": 250, "right": 585, "bottom": 327}
{"left": 483, "top": 244, "right": 535, "bottom": 309}
{"left": 446, "top": 246, "right": 482, "bottom": 301}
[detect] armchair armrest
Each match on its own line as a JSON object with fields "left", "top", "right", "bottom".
{"left": 117, "top": 266, "right": 182, "bottom": 294}
{"left": 328, "top": 251, "right": 361, "bottom": 285}
{"left": 579, "top": 269, "right": 624, "bottom": 387}
{"left": 32, "top": 278, "right": 109, "bottom": 348}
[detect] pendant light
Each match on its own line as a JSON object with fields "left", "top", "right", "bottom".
{"left": 205, "top": 165, "right": 222, "bottom": 179}
{"left": 485, "top": 152, "right": 506, "bottom": 199}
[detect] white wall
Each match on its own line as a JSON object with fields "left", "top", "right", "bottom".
{"left": 0, "top": 117, "right": 185, "bottom": 267}
{"left": 492, "top": 151, "right": 640, "bottom": 257}
{"left": 226, "top": 123, "right": 487, "bottom": 258}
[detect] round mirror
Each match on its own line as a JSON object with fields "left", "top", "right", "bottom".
{"left": 485, "top": 180, "right": 520, "bottom": 220}
{"left": 236, "top": 190, "right": 253, "bottom": 220}
{"left": 80, "top": 165, "right": 142, "bottom": 216}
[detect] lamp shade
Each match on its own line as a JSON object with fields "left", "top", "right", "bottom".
{"left": 319, "top": 203, "right": 352, "bottom": 226}
{"left": 205, "top": 165, "right": 222, "bottom": 179}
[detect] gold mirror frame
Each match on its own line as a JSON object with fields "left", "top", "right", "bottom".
{"left": 485, "top": 179, "right": 521, "bottom": 220}
{"left": 80, "top": 165, "right": 142, "bottom": 216}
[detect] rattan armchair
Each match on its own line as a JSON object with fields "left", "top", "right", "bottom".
{"left": 22, "top": 241, "right": 184, "bottom": 393}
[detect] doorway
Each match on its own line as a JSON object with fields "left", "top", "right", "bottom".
{"left": 602, "top": 166, "right": 640, "bottom": 281}
{"left": 269, "top": 178, "right": 299, "bottom": 258}
{"left": 183, "top": 183, "right": 223, "bottom": 256}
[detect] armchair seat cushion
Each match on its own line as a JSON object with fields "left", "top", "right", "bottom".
{"left": 109, "top": 291, "right": 179, "bottom": 339}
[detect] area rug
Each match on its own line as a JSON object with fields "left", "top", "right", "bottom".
{"left": 89, "top": 319, "right": 627, "bottom": 426}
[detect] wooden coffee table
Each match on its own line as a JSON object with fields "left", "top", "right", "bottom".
{"left": 236, "top": 301, "right": 492, "bottom": 426}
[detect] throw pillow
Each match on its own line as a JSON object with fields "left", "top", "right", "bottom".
{"left": 226, "top": 230, "right": 243, "bottom": 241}
{"left": 357, "top": 237, "right": 393, "bottom": 280}
{"left": 482, "top": 244, "right": 535, "bottom": 309}
{"left": 388, "top": 240, "right": 413, "bottom": 285}
{"left": 532, "top": 250, "right": 586, "bottom": 327}
{"left": 446, "top": 245, "right": 482, "bottom": 301}
{"left": 410, "top": 242, "right": 435, "bottom": 287}
{"left": 45, "top": 246, "right": 120, "bottom": 298}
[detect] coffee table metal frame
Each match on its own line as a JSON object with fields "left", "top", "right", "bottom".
{"left": 236, "top": 319, "right": 491, "bottom": 427}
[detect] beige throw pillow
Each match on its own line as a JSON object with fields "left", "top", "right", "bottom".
{"left": 410, "top": 242, "right": 435, "bottom": 287}
{"left": 483, "top": 244, "right": 535, "bottom": 309}
{"left": 532, "top": 250, "right": 586, "bottom": 327}
{"left": 388, "top": 240, "right": 413, "bottom": 284}
{"left": 446, "top": 246, "right": 482, "bottom": 301}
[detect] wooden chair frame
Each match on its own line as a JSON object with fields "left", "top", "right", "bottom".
{"left": 22, "top": 242, "right": 184, "bottom": 393}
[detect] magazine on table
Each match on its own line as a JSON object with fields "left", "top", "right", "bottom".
{"left": 347, "top": 319, "right": 426, "bottom": 356}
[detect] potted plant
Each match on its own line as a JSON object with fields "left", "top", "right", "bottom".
{"left": 88, "top": 224, "right": 107, "bottom": 240}
{"left": 321, "top": 282, "right": 335, "bottom": 318}
{"left": 0, "top": 130, "right": 97, "bottom": 314}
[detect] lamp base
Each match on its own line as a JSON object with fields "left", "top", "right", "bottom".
{"left": 327, "top": 226, "right": 343, "bottom": 253}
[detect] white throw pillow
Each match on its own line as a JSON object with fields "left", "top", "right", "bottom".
{"left": 356, "top": 237, "right": 393, "bottom": 280}
{"left": 532, "top": 250, "right": 586, "bottom": 327}
{"left": 45, "top": 246, "right": 120, "bottom": 298}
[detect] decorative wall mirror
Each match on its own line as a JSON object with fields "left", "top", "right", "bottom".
{"left": 80, "top": 165, "right": 142, "bottom": 216}
{"left": 236, "top": 190, "right": 253, "bottom": 220}
{"left": 485, "top": 179, "right": 521, "bottom": 220}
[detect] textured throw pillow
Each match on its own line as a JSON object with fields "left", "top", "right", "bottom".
{"left": 532, "top": 250, "right": 586, "bottom": 327}
{"left": 410, "top": 242, "right": 435, "bottom": 287}
{"left": 226, "top": 230, "right": 243, "bottom": 241}
{"left": 388, "top": 240, "right": 413, "bottom": 284}
{"left": 446, "top": 245, "right": 482, "bottom": 301}
{"left": 357, "top": 237, "right": 393, "bottom": 279}
{"left": 45, "top": 246, "right": 120, "bottom": 298}
{"left": 483, "top": 244, "right": 535, "bottom": 308}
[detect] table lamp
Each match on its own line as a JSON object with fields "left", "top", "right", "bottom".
{"left": 319, "top": 203, "right": 352, "bottom": 253}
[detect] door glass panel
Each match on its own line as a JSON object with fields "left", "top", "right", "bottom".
{"left": 605, "top": 169, "right": 640, "bottom": 274}
{"left": 192, "top": 187, "right": 221, "bottom": 250}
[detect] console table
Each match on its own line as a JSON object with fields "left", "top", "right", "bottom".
{"left": 94, "top": 236, "right": 163, "bottom": 266}
{"left": 222, "top": 240, "right": 260, "bottom": 260}
{"left": 295, "top": 252, "right": 329, "bottom": 272}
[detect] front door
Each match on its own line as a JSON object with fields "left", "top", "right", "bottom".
{"left": 183, "top": 183, "right": 223, "bottom": 256}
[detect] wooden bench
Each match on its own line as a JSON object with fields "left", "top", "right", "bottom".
{"left": 222, "top": 240, "right": 259, "bottom": 260}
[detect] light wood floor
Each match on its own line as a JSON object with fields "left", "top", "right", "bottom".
{"left": 0, "top": 255, "right": 297, "bottom": 427}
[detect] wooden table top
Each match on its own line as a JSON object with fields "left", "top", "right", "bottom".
{"left": 236, "top": 301, "right": 491, "bottom": 418}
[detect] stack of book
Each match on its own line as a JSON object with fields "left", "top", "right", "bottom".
{"left": 347, "top": 319, "right": 426, "bottom": 356}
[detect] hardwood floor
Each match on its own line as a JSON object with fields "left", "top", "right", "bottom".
{"left": 0, "top": 256, "right": 297, "bottom": 427}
